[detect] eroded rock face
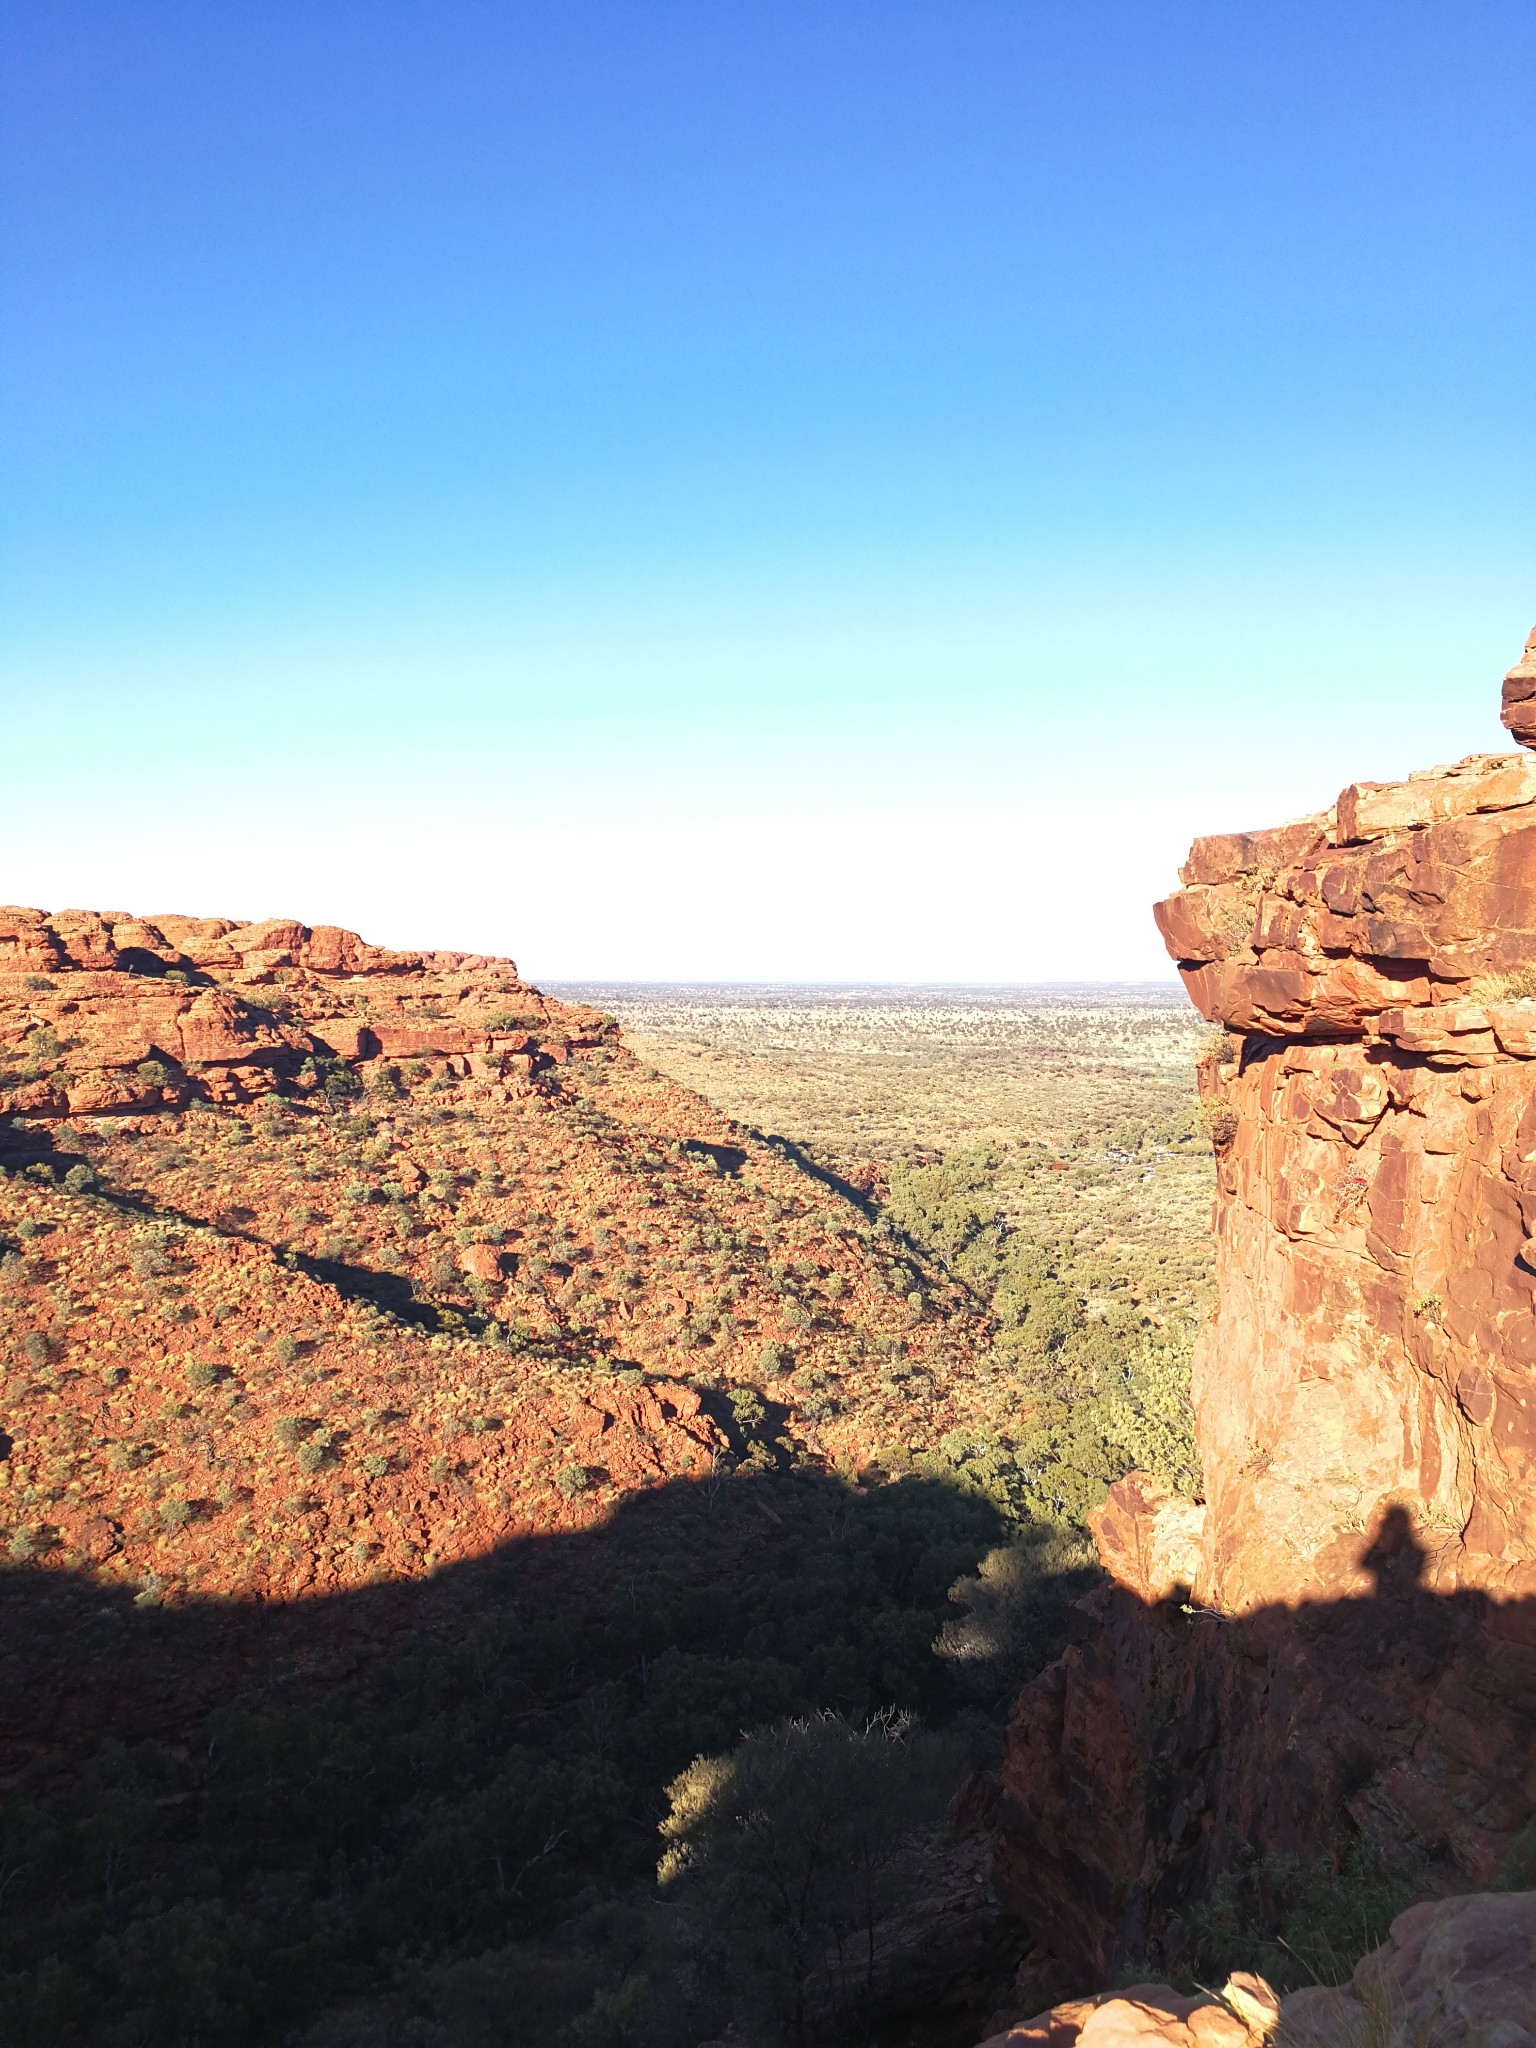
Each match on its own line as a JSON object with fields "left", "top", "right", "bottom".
{"left": 1156, "top": 631, "right": 1536, "bottom": 1610}
{"left": 0, "top": 905, "right": 613, "bottom": 1114}
{"left": 993, "top": 629, "right": 1536, "bottom": 1983}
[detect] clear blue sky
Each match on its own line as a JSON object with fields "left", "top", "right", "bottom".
{"left": 2, "top": 3, "right": 1532, "bottom": 979}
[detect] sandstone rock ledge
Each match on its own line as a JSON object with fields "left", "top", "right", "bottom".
{"left": 991, "top": 630, "right": 1536, "bottom": 1989}
{"left": 981, "top": 1889, "right": 1536, "bottom": 2046}
{"left": 0, "top": 907, "right": 608, "bottom": 1117}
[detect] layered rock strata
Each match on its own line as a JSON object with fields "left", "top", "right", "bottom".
{"left": 0, "top": 907, "right": 599, "bottom": 1115}
{"left": 993, "top": 630, "right": 1536, "bottom": 1981}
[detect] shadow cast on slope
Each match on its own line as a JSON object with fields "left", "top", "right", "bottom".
{"left": 752, "top": 1130, "right": 879, "bottom": 1217}
{"left": 5, "top": 1479, "right": 1534, "bottom": 2045}
{"left": 2, "top": 1122, "right": 473, "bottom": 1336}
{"left": 0, "top": 1464, "right": 1022, "bottom": 2048}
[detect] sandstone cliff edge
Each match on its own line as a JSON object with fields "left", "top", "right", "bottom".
{"left": 991, "top": 628, "right": 1536, "bottom": 1995}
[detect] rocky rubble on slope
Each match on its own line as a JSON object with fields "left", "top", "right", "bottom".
{"left": 988, "top": 630, "right": 1536, "bottom": 1990}
{"left": 0, "top": 906, "right": 998, "bottom": 1633}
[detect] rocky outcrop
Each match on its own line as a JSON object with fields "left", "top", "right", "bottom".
{"left": 0, "top": 905, "right": 610, "bottom": 1115}
{"left": 982, "top": 1891, "right": 1536, "bottom": 2047}
{"left": 983, "top": 1972, "right": 1277, "bottom": 2047}
{"left": 1281, "top": 1888, "right": 1536, "bottom": 2046}
{"left": 992, "top": 630, "right": 1536, "bottom": 1983}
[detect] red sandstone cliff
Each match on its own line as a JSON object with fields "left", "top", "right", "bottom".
{"left": 992, "top": 629, "right": 1536, "bottom": 1985}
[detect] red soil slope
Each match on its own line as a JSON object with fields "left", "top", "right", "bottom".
{"left": 0, "top": 908, "right": 990, "bottom": 1610}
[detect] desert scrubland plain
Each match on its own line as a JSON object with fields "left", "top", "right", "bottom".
{"left": 559, "top": 981, "right": 1216, "bottom": 1331}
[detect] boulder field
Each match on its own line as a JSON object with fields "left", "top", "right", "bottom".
{"left": 987, "top": 631, "right": 1536, "bottom": 2008}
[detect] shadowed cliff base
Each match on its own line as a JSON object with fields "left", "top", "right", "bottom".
{"left": 4, "top": 1485, "right": 1532, "bottom": 2046}
{"left": 987, "top": 1506, "right": 1536, "bottom": 2013}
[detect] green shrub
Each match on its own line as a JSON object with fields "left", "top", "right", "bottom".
{"left": 1183, "top": 1835, "right": 1431, "bottom": 1992}
{"left": 727, "top": 1388, "right": 766, "bottom": 1431}
{"left": 936, "top": 1523, "right": 1100, "bottom": 1704}
{"left": 324, "top": 1061, "right": 362, "bottom": 1101}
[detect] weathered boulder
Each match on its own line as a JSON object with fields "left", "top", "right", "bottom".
{"left": 980, "top": 1893, "right": 1536, "bottom": 2047}
{"left": 456, "top": 1242, "right": 506, "bottom": 1284}
{"left": 981, "top": 1973, "right": 1277, "bottom": 2047}
{"left": 1282, "top": 1890, "right": 1536, "bottom": 2047}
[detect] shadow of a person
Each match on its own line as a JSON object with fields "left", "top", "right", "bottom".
{"left": 1359, "top": 1502, "right": 1427, "bottom": 1594}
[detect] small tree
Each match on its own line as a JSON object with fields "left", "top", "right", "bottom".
{"left": 658, "top": 1711, "right": 957, "bottom": 2044}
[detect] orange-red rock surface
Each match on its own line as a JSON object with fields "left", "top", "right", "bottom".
{"left": 0, "top": 908, "right": 992, "bottom": 1627}
{"left": 1156, "top": 631, "right": 1536, "bottom": 1610}
{"left": 1280, "top": 1888, "right": 1536, "bottom": 2047}
{"left": 982, "top": 1971, "right": 1276, "bottom": 2048}
{"left": 992, "top": 630, "right": 1536, "bottom": 1985}
{"left": 981, "top": 1892, "right": 1536, "bottom": 2048}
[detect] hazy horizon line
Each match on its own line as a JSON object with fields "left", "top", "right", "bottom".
{"left": 542, "top": 976, "right": 1191, "bottom": 993}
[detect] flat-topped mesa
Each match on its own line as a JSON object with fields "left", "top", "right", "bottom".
{"left": 0, "top": 907, "right": 613, "bottom": 1119}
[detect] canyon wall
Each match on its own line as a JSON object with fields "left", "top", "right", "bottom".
{"left": 992, "top": 631, "right": 1536, "bottom": 1983}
